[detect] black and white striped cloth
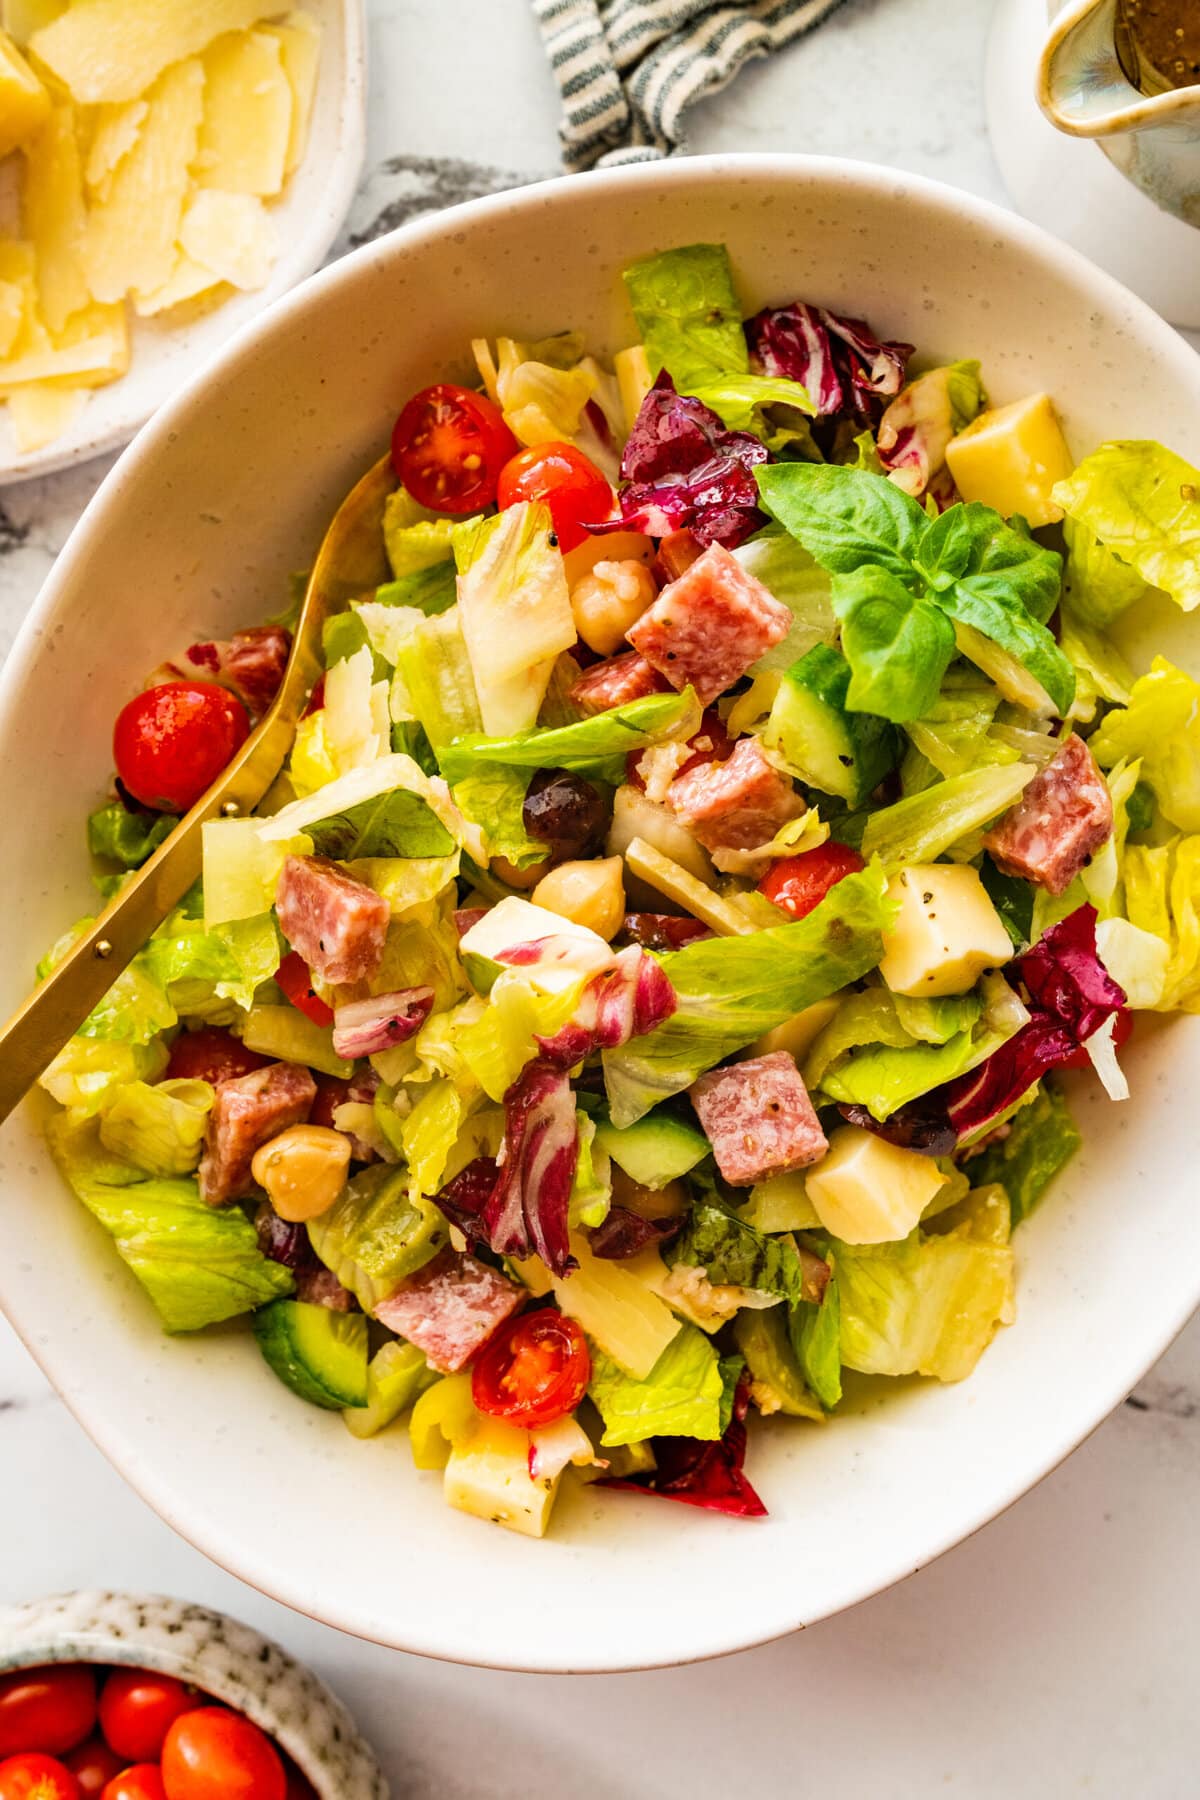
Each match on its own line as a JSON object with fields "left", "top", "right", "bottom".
{"left": 533, "top": 0, "right": 846, "bottom": 171}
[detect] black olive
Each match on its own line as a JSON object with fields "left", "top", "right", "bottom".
{"left": 522, "top": 768, "right": 607, "bottom": 863}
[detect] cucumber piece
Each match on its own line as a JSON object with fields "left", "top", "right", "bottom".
{"left": 765, "top": 644, "right": 900, "bottom": 806}
{"left": 732, "top": 1307, "right": 823, "bottom": 1421}
{"left": 593, "top": 1109, "right": 710, "bottom": 1189}
{"left": 254, "top": 1299, "right": 369, "bottom": 1410}
{"left": 343, "top": 1339, "right": 437, "bottom": 1439}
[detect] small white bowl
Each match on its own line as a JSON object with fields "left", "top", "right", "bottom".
{"left": 0, "top": 0, "right": 367, "bottom": 486}
{"left": 0, "top": 1590, "right": 387, "bottom": 1797}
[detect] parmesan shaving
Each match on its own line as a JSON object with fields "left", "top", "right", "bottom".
{"left": 29, "top": 0, "right": 268, "bottom": 105}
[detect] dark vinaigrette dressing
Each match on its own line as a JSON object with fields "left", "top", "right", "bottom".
{"left": 1116, "top": 0, "right": 1200, "bottom": 94}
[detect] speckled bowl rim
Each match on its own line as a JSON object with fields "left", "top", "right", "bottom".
{"left": 0, "top": 1590, "right": 388, "bottom": 1798}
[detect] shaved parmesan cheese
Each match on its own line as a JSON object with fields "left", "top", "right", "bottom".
{"left": 197, "top": 30, "right": 292, "bottom": 197}
{"left": 85, "top": 58, "right": 204, "bottom": 305}
{"left": 29, "top": 0, "right": 268, "bottom": 106}
{"left": 0, "top": 300, "right": 127, "bottom": 386}
{"left": 1, "top": 0, "right": 63, "bottom": 47}
{"left": 179, "top": 189, "right": 277, "bottom": 292}
{"left": 131, "top": 253, "right": 226, "bottom": 319}
{"left": 262, "top": 12, "right": 321, "bottom": 176}
{"left": 84, "top": 99, "right": 148, "bottom": 202}
{"left": 6, "top": 379, "right": 85, "bottom": 450}
{"left": 0, "top": 281, "right": 22, "bottom": 358}
{"left": 21, "top": 101, "right": 88, "bottom": 332}
{"left": 0, "top": 28, "right": 51, "bottom": 159}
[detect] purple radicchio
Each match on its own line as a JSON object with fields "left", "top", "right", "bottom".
{"left": 534, "top": 945, "right": 677, "bottom": 1069}
{"left": 876, "top": 366, "right": 966, "bottom": 509}
{"left": 600, "top": 1369, "right": 767, "bottom": 1518}
{"left": 587, "top": 1205, "right": 681, "bottom": 1260}
{"left": 331, "top": 987, "right": 434, "bottom": 1060}
{"left": 745, "top": 302, "right": 912, "bottom": 422}
{"left": 585, "top": 375, "right": 769, "bottom": 550}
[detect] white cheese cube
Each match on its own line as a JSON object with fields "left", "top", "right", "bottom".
{"left": 443, "top": 1416, "right": 561, "bottom": 1538}
{"left": 944, "top": 393, "right": 1074, "bottom": 528}
{"left": 879, "top": 864, "right": 1011, "bottom": 998}
{"left": 806, "top": 1125, "right": 946, "bottom": 1244}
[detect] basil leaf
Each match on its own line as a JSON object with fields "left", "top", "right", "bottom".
{"left": 756, "top": 463, "right": 928, "bottom": 580}
{"left": 623, "top": 243, "right": 749, "bottom": 393}
{"left": 832, "top": 566, "right": 956, "bottom": 722}
{"left": 919, "top": 503, "right": 1062, "bottom": 623}
{"left": 306, "top": 788, "right": 455, "bottom": 860}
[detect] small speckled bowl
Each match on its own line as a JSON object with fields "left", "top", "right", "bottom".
{"left": 0, "top": 1590, "right": 388, "bottom": 1797}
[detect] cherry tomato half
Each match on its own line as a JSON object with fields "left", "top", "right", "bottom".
{"left": 274, "top": 953, "right": 334, "bottom": 1027}
{"left": 159, "top": 1709, "right": 285, "bottom": 1800}
{"left": 98, "top": 1673, "right": 198, "bottom": 1765}
{"left": 472, "top": 1310, "right": 590, "bottom": 1429}
{"left": 496, "top": 442, "right": 613, "bottom": 553}
{"left": 390, "top": 383, "right": 517, "bottom": 515}
{"left": 165, "top": 1027, "right": 270, "bottom": 1087}
{"left": 758, "top": 841, "right": 867, "bottom": 921}
{"left": 113, "top": 682, "right": 250, "bottom": 814}
{"left": 1059, "top": 1007, "right": 1135, "bottom": 1071}
{"left": 0, "top": 1754, "right": 82, "bottom": 1800}
{"left": 100, "top": 1770, "right": 164, "bottom": 1800}
{"left": 62, "top": 1742, "right": 122, "bottom": 1800}
{"left": 0, "top": 1669, "right": 96, "bottom": 1759}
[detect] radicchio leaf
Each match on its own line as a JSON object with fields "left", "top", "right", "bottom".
{"left": 431, "top": 1155, "right": 500, "bottom": 1247}
{"left": 184, "top": 624, "right": 291, "bottom": 717}
{"left": 486, "top": 1060, "right": 580, "bottom": 1277}
{"left": 331, "top": 987, "right": 435, "bottom": 1059}
{"left": 534, "top": 945, "right": 677, "bottom": 1068}
{"left": 745, "top": 302, "right": 912, "bottom": 423}
{"left": 600, "top": 1370, "right": 767, "bottom": 1518}
{"left": 1019, "top": 904, "right": 1126, "bottom": 1041}
{"left": 588, "top": 1205, "right": 681, "bottom": 1260}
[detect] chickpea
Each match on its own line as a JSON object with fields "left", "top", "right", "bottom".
{"left": 570, "top": 558, "right": 657, "bottom": 656}
{"left": 532, "top": 855, "right": 626, "bottom": 940}
{"left": 490, "top": 852, "right": 551, "bottom": 890}
{"left": 611, "top": 1166, "right": 689, "bottom": 1221}
{"left": 251, "top": 1124, "right": 351, "bottom": 1222}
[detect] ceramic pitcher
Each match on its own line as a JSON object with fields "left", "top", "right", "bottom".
{"left": 1037, "top": 0, "right": 1200, "bottom": 225}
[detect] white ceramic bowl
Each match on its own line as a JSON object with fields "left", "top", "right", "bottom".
{"left": 0, "top": 155, "right": 1198, "bottom": 1673}
{"left": 0, "top": 1590, "right": 387, "bottom": 1795}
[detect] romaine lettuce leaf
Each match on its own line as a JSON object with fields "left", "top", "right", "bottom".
{"left": 790, "top": 1275, "right": 842, "bottom": 1410}
{"left": 1059, "top": 605, "right": 1134, "bottom": 723}
{"left": 400, "top": 1078, "right": 470, "bottom": 1200}
{"left": 88, "top": 801, "right": 178, "bottom": 870}
{"left": 1090, "top": 658, "right": 1200, "bottom": 832}
{"left": 860, "top": 762, "right": 1035, "bottom": 866}
{"left": 39, "top": 1037, "right": 168, "bottom": 1115}
{"left": 820, "top": 1031, "right": 983, "bottom": 1120}
{"left": 1123, "top": 833, "right": 1200, "bottom": 1011}
{"left": 588, "top": 1321, "right": 729, "bottom": 1446}
{"left": 1052, "top": 441, "right": 1200, "bottom": 613}
{"left": 623, "top": 243, "right": 749, "bottom": 393}
{"left": 965, "top": 1080, "right": 1080, "bottom": 1223}
{"left": 569, "top": 1110, "right": 611, "bottom": 1231}
{"left": 450, "top": 763, "right": 544, "bottom": 870}
{"left": 307, "top": 1163, "right": 446, "bottom": 1311}
{"left": 395, "top": 608, "right": 483, "bottom": 753}
{"left": 98, "top": 1077, "right": 213, "bottom": 1177}
{"left": 382, "top": 487, "right": 464, "bottom": 577}
{"left": 1061, "top": 516, "right": 1148, "bottom": 628}
{"left": 687, "top": 372, "right": 815, "bottom": 446}
{"left": 732, "top": 528, "right": 837, "bottom": 671}
{"left": 438, "top": 688, "right": 698, "bottom": 785}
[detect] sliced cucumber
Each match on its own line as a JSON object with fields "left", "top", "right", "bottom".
{"left": 343, "top": 1339, "right": 437, "bottom": 1439}
{"left": 765, "top": 644, "right": 900, "bottom": 806}
{"left": 254, "top": 1299, "right": 369, "bottom": 1410}
{"left": 593, "top": 1109, "right": 710, "bottom": 1189}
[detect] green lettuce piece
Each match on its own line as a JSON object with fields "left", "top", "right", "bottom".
{"left": 241, "top": 1004, "right": 352, "bottom": 1079}
{"left": 967, "top": 1081, "right": 1080, "bottom": 1223}
{"left": 1061, "top": 516, "right": 1148, "bottom": 629}
{"left": 732, "top": 1307, "right": 824, "bottom": 1420}
{"left": 1091, "top": 658, "right": 1200, "bottom": 832}
{"left": 455, "top": 974, "right": 579, "bottom": 1101}
{"left": 307, "top": 1164, "right": 447, "bottom": 1311}
{"left": 438, "top": 689, "right": 697, "bottom": 785}
{"left": 602, "top": 865, "right": 894, "bottom": 1125}
{"left": 804, "top": 988, "right": 982, "bottom": 1089}
{"left": 860, "top": 762, "right": 1034, "bottom": 866}
{"left": 88, "top": 802, "right": 178, "bottom": 869}
{"left": 732, "top": 529, "right": 838, "bottom": 672}
{"left": 76, "top": 961, "right": 176, "bottom": 1046}
{"left": 1059, "top": 606, "right": 1134, "bottom": 724}
{"left": 1123, "top": 834, "right": 1200, "bottom": 1012}
{"left": 450, "top": 763, "right": 544, "bottom": 870}
{"left": 375, "top": 564, "right": 457, "bottom": 617}
{"left": 622, "top": 242, "right": 749, "bottom": 392}
{"left": 47, "top": 1113, "right": 292, "bottom": 1332}
{"left": 304, "top": 785, "right": 454, "bottom": 861}
{"left": 383, "top": 488, "right": 471, "bottom": 578}
{"left": 98, "top": 1077, "right": 213, "bottom": 1177}
{"left": 344, "top": 854, "right": 460, "bottom": 917}
{"left": 323, "top": 611, "right": 389, "bottom": 679}
{"left": 1052, "top": 440, "right": 1200, "bottom": 614}
{"left": 343, "top": 1339, "right": 438, "bottom": 1439}
{"left": 399, "top": 1078, "right": 469, "bottom": 1200}
{"left": 904, "top": 668, "right": 1010, "bottom": 778}
{"left": 687, "top": 372, "right": 815, "bottom": 444}
{"left": 587, "top": 1322, "right": 729, "bottom": 1446}
{"left": 39, "top": 1037, "right": 168, "bottom": 1115}
{"left": 820, "top": 1031, "right": 981, "bottom": 1119}
{"left": 790, "top": 1275, "right": 842, "bottom": 1410}
{"left": 667, "top": 1196, "right": 815, "bottom": 1305}
{"left": 395, "top": 608, "right": 482, "bottom": 752}
{"left": 569, "top": 1112, "right": 611, "bottom": 1230}
{"left": 891, "top": 991, "right": 983, "bottom": 1043}
{"left": 140, "top": 910, "right": 281, "bottom": 1017}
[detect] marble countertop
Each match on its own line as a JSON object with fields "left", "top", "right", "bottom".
{"left": 3, "top": 0, "right": 1200, "bottom": 1791}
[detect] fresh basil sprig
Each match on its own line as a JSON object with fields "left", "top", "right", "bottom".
{"left": 756, "top": 465, "right": 1072, "bottom": 721}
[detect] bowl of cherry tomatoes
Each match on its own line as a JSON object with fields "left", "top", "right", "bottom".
{"left": 0, "top": 1592, "right": 387, "bottom": 1800}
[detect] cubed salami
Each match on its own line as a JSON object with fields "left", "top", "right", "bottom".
{"left": 982, "top": 734, "right": 1113, "bottom": 896}
{"left": 199, "top": 1060, "right": 317, "bottom": 1205}
{"left": 372, "top": 1248, "right": 523, "bottom": 1372}
{"left": 570, "top": 651, "right": 670, "bottom": 715}
{"left": 627, "top": 543, "right": 791, "bottom": 704}
{"left": 690, "top": 1052, "right": 828, "bottom": 1187}
{"left": 275, "top": 854, "right": 390, "bottom": 986}
{"left": 666, "top": 736, "right": 805, "bottom": 853}
{"left": 185, "top": 624, "right": 291, "bottom": 717}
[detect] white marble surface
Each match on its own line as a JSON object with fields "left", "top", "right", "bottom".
{"left": 3, "top": 0, "right": 1200, "bottom": 1791}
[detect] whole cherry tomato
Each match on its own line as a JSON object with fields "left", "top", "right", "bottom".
{"left": 97, "top": 1674, "right": 198, "bottom": 1765}
{"left": 390, "top": 383, "right": 517, "bottom": 514}
{"left": 0, "top": 1670, "right": 96, "bottom": 1759}
{"left": 165, "top": 1027, "right": 270, "bottom": 1087}
{"left": 0, "top": 1754, "right": 82, "bottom": 1800}
{"left": 496, "top": 442, "right": 613, "bottom": 553}
{"left": 113, "top": 683, "right": 250, "bottom": 813}
{"left": 758, "top": 841, "right": 867, "bottom": 921}
{"left": 1059, "top": 1007, "right": 1135, "bottom": 1071}
{"left": 274, "top": 953, "right": 334, "bottom": 1027}
{"left": 159, "top": 1709, "right": 285, "bottom": 1800}
{"left": 472, "top": 1310, "right": 590, "bottom": 1429}
{"left": 100, "top": 1770, "right": 164, "bottom": 1800}
{"left": 62, "top": 1742, "right": 122, "bottom": 1800}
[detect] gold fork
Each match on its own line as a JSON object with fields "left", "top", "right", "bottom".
{"left": 0, "top": 452, "right": 396, "bottom": 1127}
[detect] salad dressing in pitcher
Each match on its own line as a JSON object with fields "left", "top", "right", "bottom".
{"left": 1116, "top": 0, "right": 1200, "bottom": 94}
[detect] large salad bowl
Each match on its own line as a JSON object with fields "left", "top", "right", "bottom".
{"left": 0, "top": 155, "right": 1198, "bottom": 1671}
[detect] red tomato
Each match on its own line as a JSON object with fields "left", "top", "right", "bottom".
{"left": 758, "top": 841, "right": 867, "bottom": 921}
{"left": 0, "top": 1670, "right": 96, "bottom": 1759}
{"left": 62, "top": 1742, "right": 122, "bottom": 1800}
{"left": 98, "top": 1674, "right": 198, "bottom": 1765}
{"left": 165, "top": 1027, "right": 270, "bottom": 1087}
{"left": 159, "top": 1710, "right": 284, "bottom": 1800}
{"left": 472, "top": 1310, "right": 590, "bottom": 1429}
{"left": 1059, "top": 1007, "right": 1135, "bottom": 1071}
{"left": 496, "top": 442, "right": 613, "bottom": 553}
{"left": 100, "top": 1770, "right": 164, "bottom": 1800}
{"left": 390, "top": 383, "right": 517, "bottom": 514}
{"left": 113, "top": 682, "right": 250, "bottom": 813}
{"left": 0, "top": 1755, "right": 82, "bottom": 1800}
{"left": 274, "top": 953, "right": 334, "bottom": 1027}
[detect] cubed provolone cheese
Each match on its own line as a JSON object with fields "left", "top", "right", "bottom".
{"left": 944, "top": 393, "right": 1074, "bottom": 528}
{"left": 879, "top": 864, "right": 1011, "bottom": 998}
{"left": 615, "top": 343, "right": 653, "bottom": 433}
{"left": 806, "top": 1125, "right": 946, "bottom": 1244}
{"left": 443, "top": 1416, "right": 562, "bottom": 1538}
{"left": 748, "top": 995, "right": 843, "bottom": 1063}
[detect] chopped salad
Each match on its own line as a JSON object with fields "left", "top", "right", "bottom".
{"left": 38, "top": 242, "right": 1200, "bottom": 1537}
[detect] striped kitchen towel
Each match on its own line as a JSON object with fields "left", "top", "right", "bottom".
{"left": 533, "top": 0, "right": 846, "bottom": 172}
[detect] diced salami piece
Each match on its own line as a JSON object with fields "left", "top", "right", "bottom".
{"left": 691, "top": 1052, "right": 829, "bottom": 1187}
{"left": 627, "top": 543, "right": 791, "bottom": 704}
{"left": 199, "top": 1061, "right": 317, "bottom": 1205}
{"left": 275, "top": 854, "right": 390, "bottom": 986}
{"left": 570, "top": 650, "right": 671, "bottom": 715}
{"left": 372, "top": 1247, "right": 524, "bottom": 1372}
{"left": 982, "top": 734, "right": 1113, "bottom": 896}
{"left": 666, "top": 736, "right": 805, "bottom": 853}
{"left": 185, "top": 624, "right": 291, "bottom": 717}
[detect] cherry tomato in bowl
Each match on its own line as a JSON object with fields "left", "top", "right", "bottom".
{"left": 472, "top": 1310, "right": 591, "bottom": 1429}
{"left": 165, "top": 1027, "right": 270, "bottom": 1087}
{"left": 758, "top": 841, "right": 867, "bottom": 921}
{"left": 159, "top": 1709, "right": 285, "bottom": 1800}
{"left": 97, "top": 1674, "right": 198, "bottom": 1765}
{"left": 496, "top": 442, "right": 612, "bottom": 553}
{"left": 0, "top": 1669, "right": 96, "bottom": 1759}
{"left": 0, "top": 1754, "right": 82, "bottom": 1800}
{"left": 390, "top": 383, "right": 516, "bottom": 514}
{"left": 100, "top": 1769, "right": 164, "bottom": 1800}
{"left": 62, "top": 1743, "right": 122, "bottom": 1800}
{"left": 112, "top": 683, "right": 249, "bottom": 814}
